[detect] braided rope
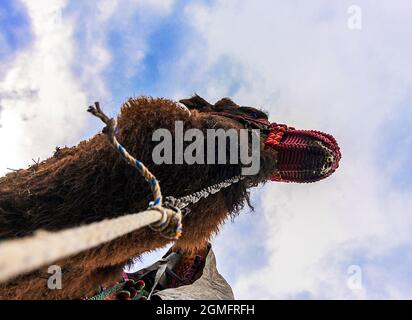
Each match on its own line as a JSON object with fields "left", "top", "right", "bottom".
{"left": 88, "top": 101, "right": 182, "bottom": 238}
{"left": 88, "top": 102, "right": 162, "bottom": 207}
{"left": 164, "top": 175, "right": 245, "bottom": 213}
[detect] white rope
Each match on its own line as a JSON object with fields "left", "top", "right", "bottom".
{"left": 0, "top": 208, "right": 178, "bottom": 283}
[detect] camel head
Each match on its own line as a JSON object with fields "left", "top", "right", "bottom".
{"left": 178, "top": 94, "right": 341, "bottom": 184}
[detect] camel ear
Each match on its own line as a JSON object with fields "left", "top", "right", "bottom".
{"left": 213, "top": 98, "right": 239, "bottom": 111}
{"left": 214, "top": 97, "right": 238, "bottom": 106}
{"left": 179, "top": 95, "right": 212, "bottom": 110}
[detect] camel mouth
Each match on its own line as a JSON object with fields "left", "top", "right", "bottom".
{"left": 266, "top": 125, "right": 341, "bottom": 183}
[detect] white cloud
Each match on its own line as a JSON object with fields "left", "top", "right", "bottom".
{"left": 0, "top": 0, "right": 176, "bottom": 174}
{"left": 0, "top": 0, "right": 89, "bottom": 174}
{"left": 177, "top": 0, "right": 412, "bottom": 299}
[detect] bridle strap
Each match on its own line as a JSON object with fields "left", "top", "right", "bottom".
{"left": 208, "top": 111, "right": 272, "bottom": 128}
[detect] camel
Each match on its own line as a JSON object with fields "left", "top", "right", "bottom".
{"left": 0, "top": 95, "right": 341, "bottom": 299}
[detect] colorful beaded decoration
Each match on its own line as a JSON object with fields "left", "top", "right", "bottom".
{"left": 87, "top": 278, "right": 149, "bottom": 300}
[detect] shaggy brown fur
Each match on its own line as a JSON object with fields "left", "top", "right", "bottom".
{"left": 0, "top": 95, "right": 278, "bottom": 299}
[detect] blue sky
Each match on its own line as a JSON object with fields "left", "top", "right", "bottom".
{"left": 0, "top": 1, "right": 31, "bottom": 61}
{"left": 65, "top": 1, "right": 188, "bottom": 103}
{"left": 1, "top": 0, "right": 412, "bottom": 299}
